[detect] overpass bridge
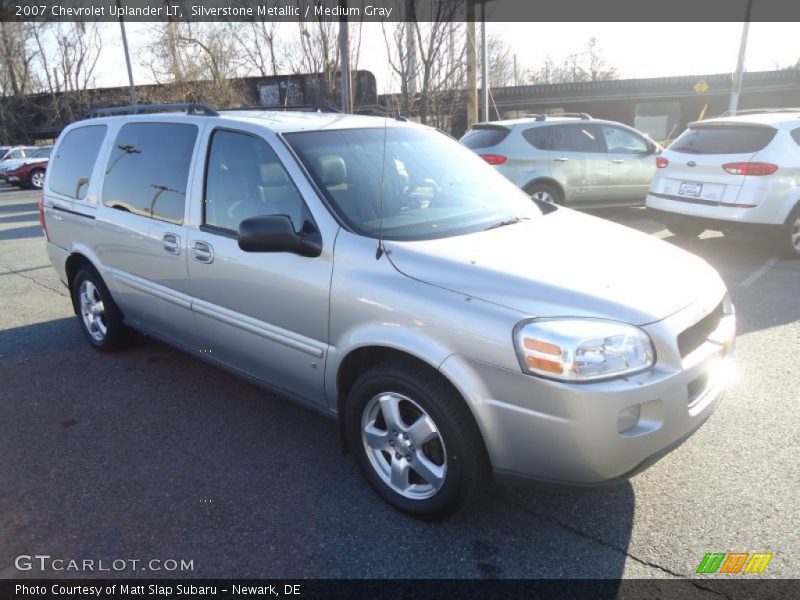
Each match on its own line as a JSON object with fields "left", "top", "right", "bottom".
{"left": 381, "top": 69, "right": 800, "bottom": 140}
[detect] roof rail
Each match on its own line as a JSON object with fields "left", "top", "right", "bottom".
{"left": 472, "top": 122, "right": 511, "bottom": 129}
{"left": 221, "top": 104, "right": 341, "bottom": 114}
{"left": 523, "top": 112, "right": 592, "bottom": 121}
{"left": 719, "top": 107, "right": 800, "bottom": 117}
{"left": 84, "top": 103, "right": 219, "bottom": 119}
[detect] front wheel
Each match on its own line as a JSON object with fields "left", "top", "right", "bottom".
{"left": 28, "top": 168, "right": 45, "bottom": 190}
{"left": 345, "top": 361, "right": 487, "bottom": 520}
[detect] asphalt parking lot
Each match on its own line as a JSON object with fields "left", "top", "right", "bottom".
{"left": 1, "top": 183, "right": 798, "bottom": 583}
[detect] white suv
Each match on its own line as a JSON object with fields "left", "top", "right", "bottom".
{"left": 646, "top": 109, "right": 800, "bottom": 258}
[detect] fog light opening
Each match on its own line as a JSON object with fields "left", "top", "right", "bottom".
{"left": 618, "top": 404, "right": 642, "bottom": 434}
{"left": 710, "top": 357, "right": 738, "bottom": 387}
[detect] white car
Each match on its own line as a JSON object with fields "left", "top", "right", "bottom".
{"left": 646, "top": 109, "right": 800, "bottom": 258}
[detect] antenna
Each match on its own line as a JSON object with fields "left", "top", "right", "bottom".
{"left": 376, "top": 115, "right": 388, "bottom": 260}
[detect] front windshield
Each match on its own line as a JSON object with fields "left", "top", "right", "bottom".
{"left": 284, "top": 125, "right": 542, "bottom": 241}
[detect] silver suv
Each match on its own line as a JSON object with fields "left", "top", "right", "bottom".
{"left": 42, "top": 104, "right": 735, "bottom": 519}
{"left": 461, "top": 114, "right": 660, "bottom": 208}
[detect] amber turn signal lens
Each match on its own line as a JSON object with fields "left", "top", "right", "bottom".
{"left": 523, "top": 338, "right": 561, "bottom": 356}
{"left": 526, "top": 356, "right": 564, "bottom": 374}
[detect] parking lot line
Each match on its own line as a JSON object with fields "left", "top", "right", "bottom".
{"left": 739, "top": 257, "right": 779, "bottom": 288}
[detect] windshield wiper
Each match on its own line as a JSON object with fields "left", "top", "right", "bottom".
{"left": 483, "top": 216, "right": 530, "bottom": 231}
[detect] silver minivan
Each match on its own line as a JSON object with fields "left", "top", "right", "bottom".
{"left": 42, "top": 105, "right": 735, "bottom": 519}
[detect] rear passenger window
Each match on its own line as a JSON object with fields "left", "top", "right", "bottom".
{"left": 670, "top": 126, "right": 777, "bottom": 154}
{"left": 102, "top": 123, "right": 197, "bottom": 225}
{"left": 203, "top": 129, "right": 308, "bottom": 233}
{"left": 550, "top": 125, "right": 603, "bottom": 153}
{"left": 791, "top": 128, "right": 800, "bottom": 146}
{"left": 48, "top": 125, "right": 107, "bottom": 200}
{"left": 460, "top": 126, "right": 510, "bottom": 149}
{"left": 522, "top": 127, "right": 551, "bottom": 150}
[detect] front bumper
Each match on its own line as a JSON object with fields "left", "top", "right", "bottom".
{"left": 439, "top": 313, "right": 735, "bottom": 485}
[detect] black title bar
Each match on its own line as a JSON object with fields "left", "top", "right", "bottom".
{"left": 2, "top": 579, "right": 799, "bottom": 600}
{"left": 2, "top": 0, "right": 800, "bottom": 22}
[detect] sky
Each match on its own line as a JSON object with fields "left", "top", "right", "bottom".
{"left": 93, "top": 22, "right": 800, "bottom": 95}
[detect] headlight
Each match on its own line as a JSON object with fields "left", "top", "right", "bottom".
{"left": 722, "top": 291, "right": 735, "bottom": 315}
{"left": 514, "top": 318, "right": 655, "bottom": 382}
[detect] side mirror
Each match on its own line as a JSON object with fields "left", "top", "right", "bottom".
{"left": 238, "top": 214, "right": 322, "bottom": 257}
{"left": 644, "top": 139, "right": 662, "bottom": 155}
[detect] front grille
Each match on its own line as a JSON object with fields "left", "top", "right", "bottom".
{"left": 678, "top": 302, "right": 724, "bottom": 358}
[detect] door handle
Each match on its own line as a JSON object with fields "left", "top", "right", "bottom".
{"left": 162, "top": 233, "right": 180, "bottom": 255}
{"left": 553, "top": 157, "right": 569, "bottom": 163}
{"left": 611, "top": 159, "right": 625, "bottom": 164}
{"left": 192, "top": 241, "right": 214, "bottom": 264}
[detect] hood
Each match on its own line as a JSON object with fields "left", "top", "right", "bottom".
{"left": 385, "top": 209, "right": 724, "bottom": 325}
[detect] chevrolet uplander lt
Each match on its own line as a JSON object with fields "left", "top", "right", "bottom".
{"left": 40, "top": 104, "right": 736, "bottom": 518}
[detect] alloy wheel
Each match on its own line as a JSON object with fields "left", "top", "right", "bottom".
{"left": 30, "top": 170, "right": 44, "bottom": 189}
{"left": 361, "top": 392, "right": 447, "bottom": 500}
{"left": 531, "top": 190, "right": 554, "bottom": 204}
{"left": 79, "top": 280, "right": 107, "bottom": 342}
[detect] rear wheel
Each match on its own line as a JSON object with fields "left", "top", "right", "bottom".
{"left": 525, "top": 182, "right": 561, "bottom": 206}
{"left": 71, "top": 267, "right": 136, "bottom": 351}
{"left": 783, "top": 205, "right": 800, "bottom": 259}
{"left": 665, "top": 219, "right": 705, "bottom": 239}
{"left": 345, "top": 360, "right": 486, "bottom": 520}
{"left": 28, "top": 168, "right": 45, "bottom": 190}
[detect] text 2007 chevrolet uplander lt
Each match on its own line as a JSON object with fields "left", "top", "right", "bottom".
{"left": 40, "top": 105, "right": 735, "bottom": 519}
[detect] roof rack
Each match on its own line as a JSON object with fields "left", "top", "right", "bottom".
{"left": 524, "top": 112, "right": 592, "bottom": 121}
{"left": 84, "top": 103, "right": 219, "bottom": 119}
{"left": 719, "top": 107, "right": 800, "bottom": 117}
{"left": 473, "top": 122, "right": 511, "bottom": 129}
{"left": 221, "top": 104, "right": 341, "bottom": 114}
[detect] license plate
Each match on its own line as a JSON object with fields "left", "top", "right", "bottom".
{"left": 679, "top": 181, "right": 703, "bottom": 197}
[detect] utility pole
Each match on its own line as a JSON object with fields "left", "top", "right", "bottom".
{"left": 406, "top": 14, "right": 417, "bottom": 96}
{"left": 466, "top": 2, "right": 478, "bottom": 126}
{"left": 480, "top": 1, "right": 489, "bottom": 122}
{"left": 513, "top": 53, "right": 517, "bottom": 86}
{"left": 338, "top": 0, "right": 352, "bottom": 113}
{"left": 116, "top": 0, "right": 137, "bottom": 105}
{"left": 729, "top": 0, "right": 753, "bottom": 114}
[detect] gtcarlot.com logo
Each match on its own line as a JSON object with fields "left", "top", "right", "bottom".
{"left": 696, "top": 552, "right": 773, "bottom": 574}
{"left": 14, "top": 554, "right": 194, "bottom": 572}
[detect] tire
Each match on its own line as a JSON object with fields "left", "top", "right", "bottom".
{"left": 71, "top": 267, "right": 136, "bottom": 351}
{"left": 28, "top": 168, "right": 45, "bottom": 190}
{"left": 665, "top": 220, "right": 705, "bottom": 238}
{"left": 525, "top": 182, "right": 561, "bottom": 206}
{"left": 345, "top": 360, "right": 487, "bottom": 520}
{"left": 782, "top": 204, "right": 800, "bottom": 259}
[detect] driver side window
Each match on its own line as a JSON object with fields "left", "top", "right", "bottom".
{"left": 601, "top": 126, "right": 648, "bottom": 154}
{"left": 204, "top": 129, "right": 307, "bottom": 233}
